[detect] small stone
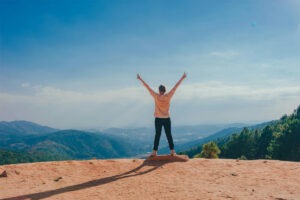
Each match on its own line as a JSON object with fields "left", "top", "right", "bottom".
{"left": 231, "top": 173, "right": 238, "bottom": 176}
{"left": 0, "top": 170, "right": 8, "bottom": 178}
{"left": 54, "top": 177, "right": 63, "bottom": 182}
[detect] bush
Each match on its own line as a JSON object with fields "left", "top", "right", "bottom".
{"left": 194, "top": 142, "right": 221, "bottom": 159}
{"left": 239, "top": 155, "right": 247, "bottom": 160}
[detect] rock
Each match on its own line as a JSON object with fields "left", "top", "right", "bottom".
{"left": 54, "top": 177, "right": 63, "bottom": 182}
{"left": 231, "top": 173, "right": 238, "bottom": 176}
{"left": 146, "top": 154, "right": 189, "bottom": 162}
{"left": 0, "top": 170, "right": 8, "bottom": 178}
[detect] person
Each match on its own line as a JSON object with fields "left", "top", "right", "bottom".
{"left": 137, "top": 72, "right": 187, "bottom": 156}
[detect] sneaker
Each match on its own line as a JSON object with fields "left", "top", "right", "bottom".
{"left": 170, "top": 150, "right": 176, "bottom": 156}
{"left": 150, "top": 150, "right": 157, "bottom": 157}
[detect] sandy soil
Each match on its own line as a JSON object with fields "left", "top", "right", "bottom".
{"left": 0, "top": 158, "right": 299, "bottom": 200}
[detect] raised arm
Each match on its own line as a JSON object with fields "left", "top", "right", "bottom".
{"left": 169, "top": 72, "right": 187, "bottom": 96}
{"left": 137, "top": 74, "right": 156, "bottom": 97}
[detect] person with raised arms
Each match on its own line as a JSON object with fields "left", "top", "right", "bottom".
{"left": 137, "top": 72, "right": 187, "bottom": 157}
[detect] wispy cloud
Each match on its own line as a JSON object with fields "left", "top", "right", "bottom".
{"left": 13, "top": 81, "right": 300, "bottom": 105}
{"left": 1, "top": 81, "right": 299, "bottom": 128}
{"left": 204, "top": 51, "right": 240, "bottom": 59}
{"left": 176, "top": 81, "right": 300, "bottom": 101}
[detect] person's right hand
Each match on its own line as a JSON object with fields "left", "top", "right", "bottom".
{"left": 137, "top": 73, "right": 141, "bottom": 80}
{"left": 183, "top": 72, "right": 187, "bottom": 79}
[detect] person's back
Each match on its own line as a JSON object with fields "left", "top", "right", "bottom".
{"left": 153, "top": 90, "right": 175, "bottom": 118}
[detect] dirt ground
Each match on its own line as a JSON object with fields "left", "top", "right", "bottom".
{"left": 0, "top": 158, "right": 299, "bottom": 200}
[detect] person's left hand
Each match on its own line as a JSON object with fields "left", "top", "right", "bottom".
{"left": 137, "top": 73, "right": 141, "bottom": 80}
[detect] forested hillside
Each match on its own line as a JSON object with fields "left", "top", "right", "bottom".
{"left": 183, "top": 105, "right": 300, "bottom": 161}
{"left": 0, "top": 149, "right": 67, "bottom": 165}
{"left": 0, "top": 130, "right": 136, "bottom": 165}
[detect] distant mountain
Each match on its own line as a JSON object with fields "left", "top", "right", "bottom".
{"left": 100, "top": 123, "right": 248, "bottom": 155}
{"left": 0, "top": 120, "right": 58, "bottom": 136}
{"left": 179, "top": 121, "right": 274, "bottom": 157}
{"left": 0, "top": 120, "right": 144, "bottom": 165}
{"left": 0, "top": 120, "right": 273, "bottom": 165}
{"left": 172, "top": 127, "right": 243, "bottom": 154}
{"left": 31, "top": 130, "right": 135, "bottom": 159}
{"left": 0, "top": 148, "right": 66, "bottom": 165}
{"left": 157, "top": 127, "right": 240, "bottom": 154}
{"left": 0, "top": 129, "right": 136, "bottom": 163}
{"left": 100, "top": 127, "right": 154, "bottom": 155}
{"left": 184, "top": 105, "right": 300, "bottom": 161}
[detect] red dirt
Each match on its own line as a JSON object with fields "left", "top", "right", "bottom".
{"left": 0, "top": 159, "right": 299, "bottom": 200}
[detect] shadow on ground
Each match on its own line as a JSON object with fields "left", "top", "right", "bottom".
{"left": 0, "top": 159, "right": 179, "bottom": 200}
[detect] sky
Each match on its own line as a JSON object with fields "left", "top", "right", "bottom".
{"left": 1, "top": 0, "right": 300, "bottom": 129}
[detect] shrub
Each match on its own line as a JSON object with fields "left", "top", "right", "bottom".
{"left": 194, "top": 142, "right": 221, "bottom": 159}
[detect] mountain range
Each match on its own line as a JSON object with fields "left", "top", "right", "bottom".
{"left": 0, "top": 121, "right": 58, "bottom": 136}
{"left": 0, "top": 122, "right": 137, "bottom": 164}
{"left": 159, "top": 121, "right": 272, "bottom": 154}
{"left": 0, "top": 120, "right": 262, "bottom": 164}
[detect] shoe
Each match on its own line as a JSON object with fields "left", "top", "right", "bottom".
{"left": 150, "top": 150, "right": 157, "bottom": 157}
{"left": 170, "top": 150, "right": 176, "bottom": 156}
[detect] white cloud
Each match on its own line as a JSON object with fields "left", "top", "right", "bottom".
{"left": 175, "top": 81, "right": 300, "bottom": 101}
{"left": 1, "top": 81, "right": 300, "bottom": 128}
{"left": 34, "top": 85, "right": 149, "bottom": 104}
{"left": 17, "top": 83, "right": 150, "bottom": 104}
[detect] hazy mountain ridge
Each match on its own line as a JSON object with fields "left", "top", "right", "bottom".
{"left": 27, "top": 130, "right": 134, "bottom": 159}
{"left": 0, "top": 120, "right": 250, "bottom": 164}
{"left": 100, "top": 123, "right": 248, "bottom": 153}
{"left": 0, "top": 120, "right": 276, "bottom": 165}
{"left": 0, "top": 127, "right": 137, "bottom": 164}
{"left": 173, "top": 121, "right": 274, "bottom": 154}
{"left": 182, "top": 105, "right": 300, "bottom": 161}
{"left": 0, "top": 120, "right": 58, "bottom": 136}
{"left": 179, "top": 124, "right": 270, "bottom": 157}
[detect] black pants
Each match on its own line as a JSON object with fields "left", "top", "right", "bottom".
{"left": 153, "top": 117, "right": 174, "bottom": 151}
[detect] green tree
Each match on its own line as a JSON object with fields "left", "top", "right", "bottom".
{"left": 257, "top": 126, "right": 274, "bottom": 158}
{"left": 272, "top": 119, "right": 300, "bottom": 161}
{"left": 194, "top": 142, "right": 221, "bottom": 158}
{"left": 183, "top": 104, "right": 300, "bottom": 161}
{"left": 290, "top": 105, "right": 300, "bottom": 119}
{"left": 220, "top": 128, "right": 257, "bottom": 159}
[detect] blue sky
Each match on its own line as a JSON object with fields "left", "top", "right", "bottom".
{"left": 1, "top": 0, "right": 300, "bottom": 128}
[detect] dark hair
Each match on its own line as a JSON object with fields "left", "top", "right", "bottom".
{"left": 159, "top": 85, "right": 166, "bottom": 93}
